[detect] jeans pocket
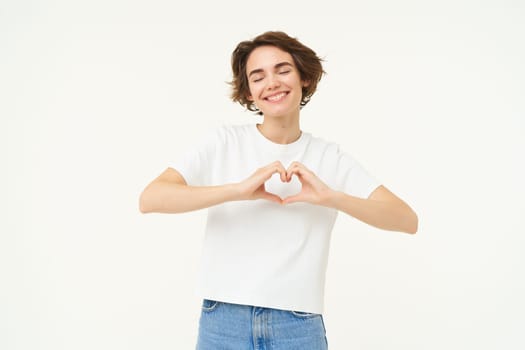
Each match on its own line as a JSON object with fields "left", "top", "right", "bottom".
{"left": 290, "top": 310, "right": 320, "bottom": 318}
{"left": 201, "top": 299, "right": 219, "bottom": 312}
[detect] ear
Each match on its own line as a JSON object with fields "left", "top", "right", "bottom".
{"left": 302, "top": 80, "right": 311, "bottom": 88}
{"left": 246, "top": 94, "right": 254, "bottom": 101}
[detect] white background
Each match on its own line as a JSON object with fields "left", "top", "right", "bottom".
{"left": 2, "top": 0, "right": 524, "bottom": 349}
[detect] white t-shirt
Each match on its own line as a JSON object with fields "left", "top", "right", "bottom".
{"left": 171, "top": 123, "right": 380, "bottom": 314}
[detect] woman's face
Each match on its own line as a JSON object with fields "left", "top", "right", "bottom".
{"left": 246, "top": 45, "right": 307, "bottom": 120}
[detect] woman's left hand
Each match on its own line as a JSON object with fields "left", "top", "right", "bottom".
{"left": 282, "top": 162, "right": 418, "bottom": 233}
{"left": 282, "top": 161, "right": 336, "bottom": 206}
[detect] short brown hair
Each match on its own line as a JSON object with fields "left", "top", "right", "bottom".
{"left": 230, "top": 31, "right": 325, "bottom": 113}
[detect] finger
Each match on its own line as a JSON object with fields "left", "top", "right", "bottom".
{"left": 287, "top": 167, "right": 309, "bottom": 183}
{"left": 287, "top": 161, "right": 302, "bottom": 169}
{"left": 285, "top": 166, "right": 297, "bottom": 181}
{"left": 260, "top": 191, "right": 283, "bottom": 204}
{"left": 286, "top": 161, "right": 308, "bottom": 172}
{"left": 286, "top": 162, "right": 310, "bottom": 181}
{"left": 276, "top": 162, "right": 288, "bottom": 183}
{"left": 263, "top": 161, "right": 287, "bottom": 182}
{"left": 258, "top": 163, "right": 284, "bottom": 183}
{"left": 282, "top": 194, "right": 304, "bottom": 205}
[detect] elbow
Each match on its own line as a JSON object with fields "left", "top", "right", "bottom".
{"left": 139, "top": 203, "right": 149, "bottom": 214}
{"left": 407, "top": 223, "right": 418, "bottom": 235}
{"left": 139, "top": 191, "right": 152, "bottom": 214}
{"left": 405, "top": 211, "right": 418, "bottom": 234}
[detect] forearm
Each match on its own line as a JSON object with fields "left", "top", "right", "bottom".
{"left": 139, "top": 181, "right": 240, "bottom": 214}
{"left": 327, "top": 191, "right": 418, "bottom": 234}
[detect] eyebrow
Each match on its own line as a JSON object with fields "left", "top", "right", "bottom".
{"left": 248, "top": 62, "right": 293, "bottom": 78}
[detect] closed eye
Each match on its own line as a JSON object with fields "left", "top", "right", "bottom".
{"left": 279, "top": 70, "right": 291, "bottom": 75}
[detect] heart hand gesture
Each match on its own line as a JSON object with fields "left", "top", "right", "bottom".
{"left": 236, "top": 161, "right": 335, "bottom": 207}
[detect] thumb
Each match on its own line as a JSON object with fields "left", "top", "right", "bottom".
{"left": 282, "top": 193, "right": 304, "bottom": 205}
{"left": 260, "top": 191, "right": 283, "bottom": 204}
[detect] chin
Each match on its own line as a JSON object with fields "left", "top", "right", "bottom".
{"left": 261, "top": 111, "right": 290, "bottom": 119}
{"left": 260, "top": 106, "right": 299, "bottom": 119}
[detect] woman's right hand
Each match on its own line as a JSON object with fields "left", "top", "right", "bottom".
{"left": 139, "top": 162, "right": 289, "bottom": 214}
{"left": 234, "top": 161, "right": 289, "bottom": 204}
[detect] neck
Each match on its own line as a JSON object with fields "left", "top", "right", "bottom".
{"left": 258, "top": 111, "right": 301, "bottom": 145}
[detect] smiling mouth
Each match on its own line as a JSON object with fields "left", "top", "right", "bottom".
{"left": 264, "top": 92, "right": 288, "bottom": 102}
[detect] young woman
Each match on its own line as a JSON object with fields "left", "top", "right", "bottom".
{"left": 139, "top": 31, "right": 418, "bottom": 350}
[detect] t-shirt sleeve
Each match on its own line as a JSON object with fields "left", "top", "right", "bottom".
{"left": 169, "top": 127, "right": 221, "bottom": 187}
{"left": 335, "top": 150, "right": 382, "bottom": 199}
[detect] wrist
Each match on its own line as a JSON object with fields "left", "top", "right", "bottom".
{"left": 320, "top": 189, "right": 341, "bottom": 208}
{"left": 226, "top": 182, "right": 245, "bottom": 201}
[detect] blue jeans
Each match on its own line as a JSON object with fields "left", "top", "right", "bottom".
{"left": 196, "top": 299, "right": 329, "bottom": 350}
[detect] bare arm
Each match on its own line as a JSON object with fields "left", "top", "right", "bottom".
{"left": 328, "top": 185, "right": 418, "bottom": 234}
{"left": 138, "top": 167, "right": 237, "bottom": 213}
{"left": 139, "top": 162, "right": 288, "bottom": 214}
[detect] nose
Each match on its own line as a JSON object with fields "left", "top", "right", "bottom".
{"left": 266, "top": 74, "right": 280, "bottom": 90}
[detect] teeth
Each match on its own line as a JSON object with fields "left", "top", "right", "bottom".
{"left": 267, "top": 92, "right": 286, "bottom": 101}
